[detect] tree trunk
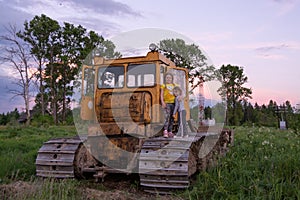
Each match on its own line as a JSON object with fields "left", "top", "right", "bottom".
{"left": 49, "top": 48, "right": 58, "bottom": 124}
{"left": 62, "top": 63, "right": 66, "bottom": 122}
{"left": 39, "top": 60, "right": 45, "bottom": 116}
{"left": 50, "top": 64, "right": 57, "bottom": 124}
{"left": 25, "top": 74, "right": 31, "bottom": 126}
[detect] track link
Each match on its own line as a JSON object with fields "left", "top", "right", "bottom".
{"left": 138, "top": 136, "right": 200, "bottom": 194}
{"left": 35, "top": 137, "right": 82, "bottom": 178}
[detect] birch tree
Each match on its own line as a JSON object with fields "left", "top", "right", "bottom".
{"left": 0, "top": 25, "right": 35, "bottom": 125}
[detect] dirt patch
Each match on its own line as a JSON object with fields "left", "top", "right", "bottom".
{"left": 0, "top": 181, "right": 36, "bottom": 200}
{"left": 84, "top": 188, "right": 167, "bottom": 200}
{"left": 0, "top": 179, "right": 185, "bottom": 200}
{"left": 82, "top": 174, "right": 184, "bottom": 200}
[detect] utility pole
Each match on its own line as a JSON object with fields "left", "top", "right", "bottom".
{"left": 198, "top": 76, "right": 205, "bottom": 127}
{"left": 296, "top": 103, "right": 300, "bottom": 114}
{"left": 275, "top": 104, "right": 288, "bottom": 130}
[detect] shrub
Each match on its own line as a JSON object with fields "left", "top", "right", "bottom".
{"left": 31, "top": 115, "right": 54, "bottom": 127}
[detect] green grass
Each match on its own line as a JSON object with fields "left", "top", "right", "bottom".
{"left": 183, "top": 127, "right": 300, "bottom": 200}
{"left": 0, "top": 126, "right": 77, "bottom": 182}
{"left": 1, "top": 178, "right": 82, "bottom": 200}
{"left": 1, "top": 126, "right": 300, "bottom": 199}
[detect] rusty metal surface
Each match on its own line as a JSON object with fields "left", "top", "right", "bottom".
{"left": 98, "top": 92, "right": 152, "bottom": 123}
{"left": 35, "top": 129, "right": 234, "bottom": 194}
{"left": 138, "top": 137, "right": 196, "bottom": 194}
{"left": 35, "top": 137, "right": 82, "bottom": 178}
{"left": 138, "top": 130, "right": 234, "bottom": 194}
{"left": 87, "top": 135, "right": 141, "bottom": 170}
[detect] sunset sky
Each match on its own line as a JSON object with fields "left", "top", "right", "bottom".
{"left": 0, "top": 0, "right": 299, "bottom": 113}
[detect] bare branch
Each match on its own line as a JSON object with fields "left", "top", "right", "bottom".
{"left": 0, "top": 24, "right": 35, "bottom": 124}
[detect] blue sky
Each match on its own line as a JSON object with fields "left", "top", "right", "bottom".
{"left": 0, "top": 0, "right": 299, "bottom": 113}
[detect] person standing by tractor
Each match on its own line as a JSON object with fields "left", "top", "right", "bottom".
{"left": 160, "top": 73, "right": 178, "bottom": 138}
{"left": 173, "top": 86, "right": 188, "bottom": 138}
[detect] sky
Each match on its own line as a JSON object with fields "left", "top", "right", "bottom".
{"left": 0, "top": 0, "right": 299, "bottom": 113}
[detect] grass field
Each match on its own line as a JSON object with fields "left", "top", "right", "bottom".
{"left": 0, "top": 125, "right": 299, "bottom": 199}
{"left": 187, "top": 127, "right": 300, "bottom": 199}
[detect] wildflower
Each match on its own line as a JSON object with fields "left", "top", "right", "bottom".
{"left": 262, "top": 140, "right": 269, "bottom": 145}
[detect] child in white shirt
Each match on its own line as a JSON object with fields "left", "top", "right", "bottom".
{"left": 172, "top": 86, "right": 188, "bottom": 138}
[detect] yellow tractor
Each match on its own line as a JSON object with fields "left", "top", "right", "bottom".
{"left": 35, "top": 46, "right": 233, "bottom": 194}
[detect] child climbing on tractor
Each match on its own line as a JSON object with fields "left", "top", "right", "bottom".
{"left": 173, "top": 86, "right": 188, "bottom": 138}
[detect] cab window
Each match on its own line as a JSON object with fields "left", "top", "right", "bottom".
{"left": 127, "top": 63, "right": 156, "bottom": 87}
{"left": 83, "top": 67, "right": 94, "bottom": 96}
{"left": 98, "top": 66, "right": 124, "bottom": 88}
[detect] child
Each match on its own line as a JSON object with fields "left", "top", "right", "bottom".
{"left": 160, "top": 73, "right": 177, "bottom": 138}
{"left": 172, "top": 86, "right": 188, "bottom": 138}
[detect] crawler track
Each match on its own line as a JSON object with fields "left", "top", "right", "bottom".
{"left": 138, "top": 131, "right": 232, "bottom": 194}
{"left": 35, "top": 130, "right": 233, "bottom": 194}
{"left": 35, "top": 137, "right": 83, "bottom": 178}
{"left": 139, "top": 134, "right": 200, "bottom": 194}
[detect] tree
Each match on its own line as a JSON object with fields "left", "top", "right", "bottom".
{"left": 0, "top": 113, "right": 8, "bottom": 125}
{"left": 18, "top": 14, "right": 121, "bottom": 124}
{"left": 290, "top": 104, "right": 300, "bottom": 134}
{"left": 204, "top": 106, "right": 212, "bottom": 119}
{"left": 7, "top": 108, "right": 20, "bottom": 125}
{"left": 0, "top": 25, "right": 35, "bottom": 125}
{"left": 55, "top": 23, "right": 121, "bottom": 123}
{"left": 217, "top": 64, "right": 252, "bottom": 126}
{"left": 17, "top": 14, "right": 61, "bottom": 116}
{"left": 241, "top": 101, "right": 253, "bottom": 125}
{"left": 211, "top": 102, "right": 227, "bottom": 123}
{"left": 284, "top": 101, "right": 294, "bottom": 129}
{"left": 158, "top": 38, "right": 216, "bottom": 91}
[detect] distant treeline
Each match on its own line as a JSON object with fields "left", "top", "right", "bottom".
{"left": 192, "top": 99, "right": 300, "bottom": 131}
{"left": 1, "top": 100, "right": 299, "bottom": 133}
{"left": 0, "top": 107, "right": 78, "bottom": 127}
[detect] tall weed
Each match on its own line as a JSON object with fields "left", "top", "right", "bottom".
{"left": 1, "top": 126, "right": 299, "bottom": 199}
{"left": 0, "top": 126, "right": 77, "bottom": 182}
{"left": 184, "top": 127, "right": 300, "bottom": 199}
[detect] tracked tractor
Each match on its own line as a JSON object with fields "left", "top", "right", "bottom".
{"left": 35, "top": 46, "right": 233, "bottom": 194}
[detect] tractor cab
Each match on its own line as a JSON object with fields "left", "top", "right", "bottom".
{"left": 81, "top": 49, "right": 190, "bottom": 137}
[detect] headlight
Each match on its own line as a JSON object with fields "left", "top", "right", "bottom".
{"left": 149, "top": 43, "right": 158, "bottom": 51}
